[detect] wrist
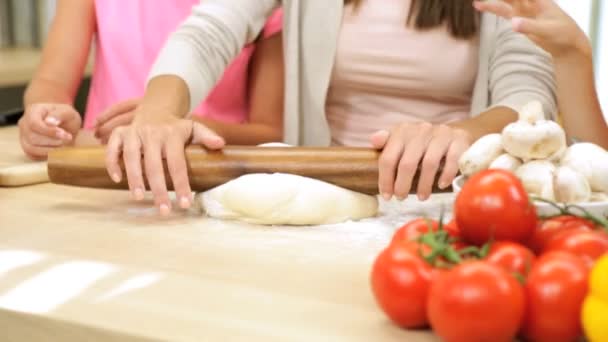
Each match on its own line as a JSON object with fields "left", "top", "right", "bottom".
{"left": 554, "top": 35, "right": 593, "bottom": 62}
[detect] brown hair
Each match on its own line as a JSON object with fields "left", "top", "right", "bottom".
{"left": 344, "top": 0, "right": 479, "bottom": 39}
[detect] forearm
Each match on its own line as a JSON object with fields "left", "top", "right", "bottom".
{"left": 193, "top": 117, "right": 282, "bottom": 145}
{"left": 24, "top": 78, "right": 74, "bottom": 107}
{"left": 137, "top": 76, "right": 191, "bottom": 120}
{"left": 553, "top": 49, "right": 608, "bottom": 148}
{"left": 449, "top": 107, "right": 518, "bottom": 141}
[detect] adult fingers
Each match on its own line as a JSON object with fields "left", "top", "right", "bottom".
{"left": 165, "top": 136, "right": 192, "bottom": 209}
{"left": 377, "top": 129, "right": 406, "bottom": 200}
{"left": 440, "top": 138, "right": 471, "bottom": 189}
{"left": 122, "top": 131, "right": 146, "bottom": 202}
{"left": 393, "top": 124, "right": 434, "bottom": 200}
{"left": 417, "top": 129, "right": 452, "bottom": 200}
{"left": 143, "top": 140, "right": 171, "bottom": 215}
{"left": 473, "top": 0, "right": 515, "bottom": 18}
{"left": 105, "top": 128, "right": 125, "bottom": 183}
{"left": 512, "top": 16, "right": 552, "bottom": 38}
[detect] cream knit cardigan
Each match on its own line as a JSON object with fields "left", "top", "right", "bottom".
{"left": 150, "top": 0, "right": 557, "bottom": 146}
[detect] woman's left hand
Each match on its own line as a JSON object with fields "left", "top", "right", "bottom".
{"left": 371, "top": 123, "right": 472, "bottom": 201}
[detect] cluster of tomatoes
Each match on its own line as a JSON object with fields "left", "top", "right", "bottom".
{"left": 371, "top": 169, "right": 608, "bottom": 342}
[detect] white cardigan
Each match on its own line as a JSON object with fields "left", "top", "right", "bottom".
{"left": 150, "top": 0, "right": 557, "bottom": 146}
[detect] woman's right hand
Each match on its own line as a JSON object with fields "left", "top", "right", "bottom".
{"left": 19, "top": 103, "right": 82, "bottom": 160}
{"left": 105, "top": 112, "right": 225, "bottom": 216}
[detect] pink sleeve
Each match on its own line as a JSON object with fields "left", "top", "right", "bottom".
{"left": 262, "top": 8, "right": 283, "bottom": 38}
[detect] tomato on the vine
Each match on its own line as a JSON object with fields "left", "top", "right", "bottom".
{"left": 543, "top": 230, "right": 608, "bottom": 266}
{"left": 522, "top": 251, "right": 589, "bottom": 342}
{"left": 527, "top": 215, "right": 595, "bottom": 253}
{"left": 485, "top": 241, "right": 536, "bottom": 276}
{"left": 371, "top": 242, "right": 435, "bottom": 328}
{"left": 455, "top": 169, "right": 537, "bottom": 245}
{"left": 427, "top": 261, "right": 525, "bottom": 342}
{"left": 391, "top": 218, "right": 440, "bottom": 245}
{"left": 444, "top": 219, "right": 460, "bottom": 238}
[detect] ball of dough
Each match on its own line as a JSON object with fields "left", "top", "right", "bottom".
{"left": 197, "top": 173, "right": 378, "bottom": 225}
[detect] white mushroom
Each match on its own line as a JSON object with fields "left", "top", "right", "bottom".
{"left": 515, "top": 160, "right": 556, "bottom": 200}
{"left": 560, "top": 143, "right": 608, "bottom": 193}
{"left": 501, "top": 101, "right": 567, "bottom": 161}
{"left": 553, "top": 166, "right": 591, "bottom": 203}
{"left": 590, "top": 192, "right": 608, "bottom": 203}
{"left": 458, "top": 133, "right": 504, "bottom": 176}
{"left": 489, "top": 153, "right": 523, "bottom": 173}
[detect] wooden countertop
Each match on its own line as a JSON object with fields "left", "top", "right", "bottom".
{"left": 0, "top": 48, "right": 94, "bottom": 88}
{"left": 0, "top": 126, "right": 447, "bottom": 341}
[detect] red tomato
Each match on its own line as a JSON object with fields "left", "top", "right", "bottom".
{"left": 427, "top": 261, "right": 525, "bottom": 342}
{"left": 527, "top": 216, "right": 595, "bottom": 253}
{"left": 391, "top": 218, "right": 439, "bottom": 245}
{"left": 444, "top": 219, "right": 460, "bottom": 238}
{"left": 543, "top": 230, "right": 608, "bottom": 266}
{"left": 371, "top": 242, "right": 434, "bottom": 328}
{"left": 485, "top": 241, "right": 536, "bottom": 276}
{"left": 455, "top": 170, "right": 537, "bottom": 245}
{"left": 522, "top": 251, "right": 589, "bottom": 342}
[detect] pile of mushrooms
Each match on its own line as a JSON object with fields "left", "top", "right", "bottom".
{"left": 458, "top": 101, "right": 608, "bottom": 203}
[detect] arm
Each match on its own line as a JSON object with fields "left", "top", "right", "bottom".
{"left": 449, "top": 107, "right": 518, "bottom": 141}
{"left": 474, "top": 0, "right": 608, "bottom": 148}
{"left": 105, "top": 0, "right": 280, "bottom": 215}
{"left": 146, "top": 0, "right": 280, "bottom": 120}
{"left": 194, "top": 32, "right": 284, "bottom": 145}
{"left": 18, "top": 0, "right": 94, "bottom": 160}
{"left": 553, "top": 47, "right": 608, "bottom": 147}
{"left": 24, "top": 0, "right": 95, "bottom": 106}
{"left": 486, "top": 16, "right": 558, "bottom": 121}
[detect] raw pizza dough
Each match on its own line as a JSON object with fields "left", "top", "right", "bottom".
{"left": 197, "top": 173, "right": 378, "bottom": 225}
{"left": 196, "top": 142, "right": 378, "bottom": 225}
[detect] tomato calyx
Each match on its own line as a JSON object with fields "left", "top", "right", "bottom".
{"left": 413, "top": 211, "right": 491, "bottom": 269}
{"left": 533, "top": 197, "right": 608, "bottom": 230}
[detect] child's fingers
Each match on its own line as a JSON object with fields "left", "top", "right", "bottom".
{"left": 27, "top": 132, "right": 65, "bottom": 147}
{"left": 94, "top": 111, "right": 135, "bottom": 140}
{"left": 95, "top": 99, "right": 140, "bottom": 127}
{"left": 370, "top": 130, "right": 390, "bottom": 150}
{"left": 29, "top": 114, "right": 60, "bottom": 138}
{"left": 191, "top": 123, "right": 225, "bottom": 150}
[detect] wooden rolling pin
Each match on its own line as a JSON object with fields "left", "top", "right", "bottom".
{"left": 47, "top": 146, "right": 448, "bottom": 195}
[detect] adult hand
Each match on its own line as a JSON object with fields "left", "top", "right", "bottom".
{"left": 473, "top": 0, "right": 591, "bottom": 58}
{"left": 105, "top": 112, "right": 225, "bottom": 216}
{"left": 18, "top": 103, "right": 82, "bottom": 160}
{"left": 371, "top": 123, "right": 472, "bottom": 201}
{"left": 94, "top": 98, "right": 140, "bottom": 144}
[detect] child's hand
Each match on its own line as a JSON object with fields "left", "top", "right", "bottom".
{"left": 94, "top": 98, "right": 140, "bottom": 144}
{"left": 370, "top": 123, "right": 472, "bottom": 202}
{"left": 18, "top": 103, "right": 82, "bottom": 160}
{"left": 473, "top": 0, "right": 591, "bottom": 59}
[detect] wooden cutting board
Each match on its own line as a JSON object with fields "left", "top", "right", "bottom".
{"left": 0, "top": 127, "right": 49, "bottom": 187}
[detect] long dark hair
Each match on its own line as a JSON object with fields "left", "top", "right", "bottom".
{"left": 344, "top": 0, "right": 479, "bottom": 39}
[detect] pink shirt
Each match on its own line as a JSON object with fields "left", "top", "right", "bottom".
{"left": 325, "top": 0, "right": 479, "bottom": 146}
{"left": 84, "top": 1, "right": 282, "bottom": 129}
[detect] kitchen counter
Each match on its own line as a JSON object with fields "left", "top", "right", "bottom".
{"left": 0, "top": 48, "right": 93, "bottom": 88}
{"left": 0, "top": 126, "right": 449, "bottom": 341}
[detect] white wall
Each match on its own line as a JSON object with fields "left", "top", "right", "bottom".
{"left": 556, "top": 0, "right": 608, "bottom": 123}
